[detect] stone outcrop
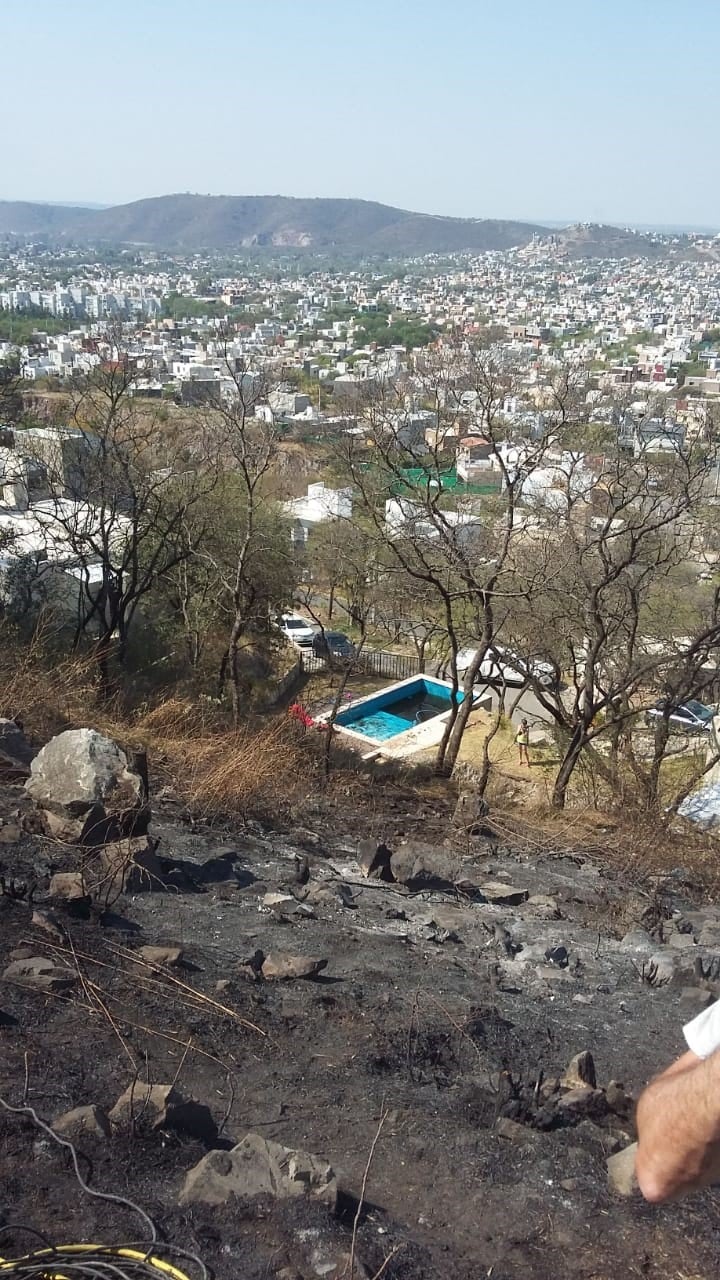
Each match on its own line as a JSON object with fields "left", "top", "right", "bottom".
{"left": 94, "top": 836, "right": 163, "bottom": 894}
{"left": 53, "top": 1105, "right": 111, "bottom": 1141}
{"left": 25, "top": 729, "right": 148, "bottom": 844}
{"left": 390, "top": 841, "right": 461, "bottom": 891}
{"left": 179, "top": 1133, "right": 337, "bottom": 1210}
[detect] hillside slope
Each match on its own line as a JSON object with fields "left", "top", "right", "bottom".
{"left": 0, "top": 194, "right": 548, "bottom": 252}
{"left": 532, "top": 221, "right": 694, "bottom": 259}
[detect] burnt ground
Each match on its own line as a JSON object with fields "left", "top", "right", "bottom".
{"left": 2, "top": 778, "right": 720, "bottom": 1279}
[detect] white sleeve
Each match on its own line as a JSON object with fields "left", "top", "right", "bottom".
{"left": 683, "top": 999, "right": 720, "bottom": 1059}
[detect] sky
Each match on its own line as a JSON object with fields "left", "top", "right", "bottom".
{"left": 1, "top": 0, "right": 718, "bottom": 227}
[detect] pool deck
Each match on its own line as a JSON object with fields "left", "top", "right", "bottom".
{"left": 321, "top": 675, "right": 493, "bottom": 760}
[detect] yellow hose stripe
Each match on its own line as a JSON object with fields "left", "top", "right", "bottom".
{"left": 0, "top": 1244, "right": 191, "bottom": 1279}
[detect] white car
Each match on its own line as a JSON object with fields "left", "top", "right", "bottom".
{"left": 277, "top": 614, "right": 316, "bottom": 648}
{"left": 456, "top": 643, "right": 557, "bottom": 689}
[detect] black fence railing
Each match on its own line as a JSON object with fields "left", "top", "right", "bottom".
{"left": 355, "top": 649, "right": 423, "bottom": 682}
{"left": 301, "top": 648, "right": 423, "bottom": 682}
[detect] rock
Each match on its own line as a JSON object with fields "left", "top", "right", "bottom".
{"left": 562, "top": 1050, "right": 597, "bottom": 1090}
{"left": 49, "top": 872, "right": 87, "bottom": 901}
{"left": 643, "top": 951, "right": 677, "bottom": 986}
{"left": 261, "top": 952, "right": 328, "bottom": 981}
{"left": 618, "top": 929, "right": 656, "bottom": 953}
{"left": 109, "top": 1082, "right": 216, "bottom": 1141}
{"left": 526, "top": 894, "right": 561, "bottom": 919}
{"left": 478, "top": 881, "right": 528, "bottom": 907}
{"left": 334, "top": 883, "right": 359, "bottom": 909}
{"left": 53, "top": 1105, "right": 111, "bottom": 1141}
{"left": 540, "top": 1077, "right": 561, "bottom": 1099}
{"left": 109, "top": 1082, "right": 179, "bottom": 1129}
{"left": 679, "top": 986, "right": 715, "bottom": 1010}
{"left": 302, "top": 884, "right": 335, "bottom": 907}
{"left": 452, "top": 790, "right": 489, "bottom": 835}
{"left": 25, "top": 729, "right": 148, "bottom": 844}
{"left": 390, "top": 841, "right": 460, "bottom": 891}
{"left": 670, "top": 931, "right": 697, "bottom": 949}
{"left": 494, "top": 1117, "right": 535, "bottom": 1143}
{"left": 0, "top": 719, "right": 35, "bottom": 774}
{"left": 556, "top": 1087, "right": 608, "bottom": 1120}
{"left": 95, "top": 836, "right": 163, "bottom": 894}
{"left": 179, "top": 1133, "right": 337, "bottom": 1210}
{"left": 357, "top": 840, "right": 394, "bottom": 881}
{"left": 138, "top": 945, "right": 183, "bottom": 967}
{"left": 2, "top": 956, "right": 76, "bottom": 993}
{"left": 294, "top": 854, "right": 310, "bottom": 885}
{"left": 606, "top": 1081, "right": 633, "bottom": 1118}
{"left": 607, "top": 1143, "right": 638, "bottom": 1196}
{"left": 31, "top": 907, "right": 66, "bottom": 942}
{"left": 698, "top": 924, "right": 720, "bottom": 948}
{"left": 310, "top": 1251, "right": 370, "bottom": 1280}
{"left": 0, "top": 824, "right": 22, "bottom": 843}
{"left": 263, "top": 891, "right": 296, "bottom": 908}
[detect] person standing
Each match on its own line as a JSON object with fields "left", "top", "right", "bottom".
{"left": 516, "top": 718, "right": 530, "bottom": 766}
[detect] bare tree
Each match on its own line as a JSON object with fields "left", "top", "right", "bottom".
{"left": 25, "top": 360, "right": 218, "bottom": 695}
{"left": 341, "top": 342, "right": 563, "bottom": 777}
{"left": 505, "top": 433, "right": 720, "bottom": 808}
{"left": 203, "top": 348, "right": 296, "bottom": 722}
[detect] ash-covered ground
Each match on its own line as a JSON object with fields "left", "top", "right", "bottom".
{"left": 2, "top": 771, "right": 720, "bottom": 1280}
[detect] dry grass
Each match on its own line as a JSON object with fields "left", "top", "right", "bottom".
{"left": 2, "top": 624, "right": 719, "bottom": 887}
{"left": 0, "top": 628, "right": 308, "bottom": 821}
{"left": 133, "top": 700, "right": 306, "bottom": 819}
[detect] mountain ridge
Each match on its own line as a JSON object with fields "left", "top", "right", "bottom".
{"left": 0, "top": 194, "right": 691, "bottom": 256}
{"left": 0, "top": 194, "right": 547, "bottom": 253}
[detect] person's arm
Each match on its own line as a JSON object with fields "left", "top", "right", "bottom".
{"left": 635, "top": 1048, "right": 720, "bottom": 1201}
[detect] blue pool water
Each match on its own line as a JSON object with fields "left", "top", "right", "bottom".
{"left": 335, "top": 677, "right": 466, "bottom": 742}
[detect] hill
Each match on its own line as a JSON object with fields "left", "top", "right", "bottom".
{"left": 0, "top": 197, "right": 694, "bottom": 257}
{"left": 531, "top": 221, "right": 694, "bottom": 259}
{"left": 0, "top": 194, "right": 547, "bottom": 253}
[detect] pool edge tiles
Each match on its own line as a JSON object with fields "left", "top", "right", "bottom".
{"left": 332, "top": 674, "right": 469, "bottom": 748}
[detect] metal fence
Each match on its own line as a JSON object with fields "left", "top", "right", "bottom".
{"left": 355, "top": 649, "right": 423, "bottom": 681}
{"left": 300, "top": 648, "right": 422, "bottom": 682}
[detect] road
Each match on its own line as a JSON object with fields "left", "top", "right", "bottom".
{"left": 469, "top": 682, "right": 556, "bottom": 730}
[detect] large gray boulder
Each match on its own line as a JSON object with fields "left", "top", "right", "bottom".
{"left": 179, "top": 1133, "right": 337, "bottom": 1210}
{"left": 25, "top": 729, "right": 148, "bottom": 843}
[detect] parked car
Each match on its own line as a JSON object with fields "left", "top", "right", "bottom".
{"left": 311, "top": 631, "right": 356, "bottom": 662}
{"left": 645, "top": 699, "right": 715, "bottom": 734}
{"left": 456, "top": 643, "right": 557, "bottom": 689}
{"left": 277, "top": 614, "right": 316, "bottom": 648}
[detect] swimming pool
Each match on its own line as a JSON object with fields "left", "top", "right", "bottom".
{"left": 335, "top": 676, "right": 468, "bottom": 742}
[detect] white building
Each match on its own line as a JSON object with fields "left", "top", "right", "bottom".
{"left": 281, "top": 482, "right": 353, "bottom": 545}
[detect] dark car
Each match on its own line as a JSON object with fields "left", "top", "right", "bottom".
{"left": 645, "top": 698, "right": 715, "bottom": 733}
{"left": 311, "top": 631, "right": 356, "bottom": 662}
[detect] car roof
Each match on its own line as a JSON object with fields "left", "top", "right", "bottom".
{"left": 685, "top": 700, "right": 713, "bottom": 717}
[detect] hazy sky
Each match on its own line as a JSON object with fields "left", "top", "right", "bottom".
{"left": 2, "top": 0, "right": 718, "bottom": 226}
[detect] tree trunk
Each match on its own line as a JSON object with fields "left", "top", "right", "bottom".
{"left": 551, "top": 727, "right": 586, "bottom": 809}
{"left": 220, "top": 612, "right": 245, "bottom": 726}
